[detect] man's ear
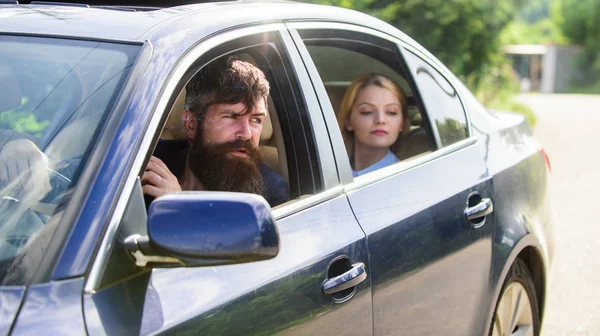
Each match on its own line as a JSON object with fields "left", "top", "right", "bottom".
{"left": 182, "top": 109, "right": 197, "bottom": 140}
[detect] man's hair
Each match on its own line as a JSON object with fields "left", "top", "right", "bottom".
{"left": 184, "top": 56, "right": 270, "bottom": 121}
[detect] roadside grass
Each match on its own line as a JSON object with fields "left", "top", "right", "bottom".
{"left": 566, "top": 81, "right": 600, "bottom": 94}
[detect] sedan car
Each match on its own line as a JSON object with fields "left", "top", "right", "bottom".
{"left": 0, "top": 2, "right": 555, "bottom": 335}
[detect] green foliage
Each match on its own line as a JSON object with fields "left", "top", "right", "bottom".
{"left": 518, "top": 0, "right": 552, "bottom": 23}
{"left": 0, "top": 97, "right": 50, "bottom": 138}
{"left": 312, "top": 0, "right": 525, "bottom": 88}
{"left": 554, "top": 0, "right": 600, "bottom": 85}
{"left": 469, "top": 63, "right": 537, "bottom": 126}
{"left": 500, "top": 18, "right": 568, "bottom": 45}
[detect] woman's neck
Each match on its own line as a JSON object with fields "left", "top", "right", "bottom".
{"left": 352, "top": 143, "right": 389, "bottom": 172}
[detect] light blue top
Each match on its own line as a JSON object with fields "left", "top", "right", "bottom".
{"left": 352, "top": 150, "right": 400, "bottom": 177}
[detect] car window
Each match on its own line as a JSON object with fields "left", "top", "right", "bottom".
{"left": 298, "top": 29, "right": 436, "bottom": 179}
{"left": 402, "top": 49, "right": 469, "bottom": 147}
{"left": 99, "top": 31, "right": 321, "bottom": 288}
{"left": 0, "top": 35, "right": 139, "bottom": 285}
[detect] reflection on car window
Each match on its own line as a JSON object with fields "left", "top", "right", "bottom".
{"left": 403, "top": 50, "right": 468, "bottom": 146}
{"left": 0, "top": 36, "right": 139, "bottom": 285}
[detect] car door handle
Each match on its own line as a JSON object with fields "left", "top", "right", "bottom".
{"left": 322, "top": 262, "right": 367, "bottom": 295}
{"left": 464, "top": 198, "right": 494, "bottom": 220}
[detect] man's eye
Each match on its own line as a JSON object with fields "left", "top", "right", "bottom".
{"left": 251, "top": 118, "right": 263, "bottom": 124}
{"left": 224, "top": 114, "right": 238, "bottom": 120}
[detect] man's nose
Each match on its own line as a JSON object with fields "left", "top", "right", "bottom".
{"left": 236, "top": 119, "right": 253, "bottom": 140}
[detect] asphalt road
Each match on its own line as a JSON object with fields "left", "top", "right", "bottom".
{"left": 516, "top": 94, "right": 600, "bottom": 336}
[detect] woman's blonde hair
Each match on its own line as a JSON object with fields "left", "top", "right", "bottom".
{"left": 337, "top": 73, "right": 410, "bottom": 155}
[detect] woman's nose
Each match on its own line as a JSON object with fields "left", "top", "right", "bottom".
{"left": 375, "top": 110, "right": 386, "bottom": 124}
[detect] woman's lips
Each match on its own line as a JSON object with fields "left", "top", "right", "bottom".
{"left": 371, "top": 130, "right": 388, "bottom": 136}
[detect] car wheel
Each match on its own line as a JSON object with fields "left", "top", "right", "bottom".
{"left": 490, "top": 259, "right": 540, "bottom": 336}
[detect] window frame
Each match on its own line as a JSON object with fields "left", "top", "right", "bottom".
{"left": 287, "top": 21, "right": 477, "bottom": 191}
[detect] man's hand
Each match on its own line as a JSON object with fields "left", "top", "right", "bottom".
{"left": 0, "top": 139, "right": 52, "bottom": 204}
{"left": 142, "top": 156, "right": 182, "bottom": 198}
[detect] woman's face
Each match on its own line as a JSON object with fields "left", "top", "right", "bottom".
{"left": 346, "top": 85, "right": 403, "bottom": 150}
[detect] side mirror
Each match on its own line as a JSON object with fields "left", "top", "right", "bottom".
{"left": 133, "top": 192, "right": 279, "bottom": 267}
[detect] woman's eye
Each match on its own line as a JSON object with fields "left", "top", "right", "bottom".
{"left": 359, "top": 111, "right": 373, "bottom": 115}
{"left": 386, "top": 111, "right": 399, "bottom": 116}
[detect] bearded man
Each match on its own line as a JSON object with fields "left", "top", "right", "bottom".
{"left": 142, "top": 57, "right": 289, "bottom": 207}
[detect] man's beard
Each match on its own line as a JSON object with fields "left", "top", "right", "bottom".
{"left": 187, "top": 135, "right": 264, "bottom": 196}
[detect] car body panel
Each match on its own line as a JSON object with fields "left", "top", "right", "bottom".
{"left": 0, "top": 287, "right": 25, "bottom": 335}
{"left": 0, "top": 5, "right": 180, "bottom": 41}
{"left": 84, "top": 195, "right": 373, "bottom": 335}
{"left": 10, "top": 278, "right": 86, "bottom": 335}
{"left": 461, "top": 89, "right": 555, "bottom": 328}
{"left": 0, "top": 2, "right": 398, "bottom": 43}
{"left": 343, "top": 143, "right": 495, "bottom": 336}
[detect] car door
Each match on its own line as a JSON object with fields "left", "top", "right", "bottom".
{"left": 289, "top": 23, "right": 495, "bottom": 335}
{"left": 81, "top": 25, "right": 373, "bottom": 335}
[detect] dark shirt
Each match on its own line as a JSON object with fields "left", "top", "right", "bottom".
{"left": 152, "top": 139, "right": 289, "bottom": 207}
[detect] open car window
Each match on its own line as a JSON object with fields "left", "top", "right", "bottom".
{"left": 0, "top": 35, "right": 139, "bottom": 285}
{"left": 297, "top": 28, "right": 437, "bottom": 179}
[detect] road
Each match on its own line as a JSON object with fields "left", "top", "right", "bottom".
{"left": 516, "top": 94, "right": 600, "bottom": 336}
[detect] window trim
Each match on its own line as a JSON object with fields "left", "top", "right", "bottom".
{"left": 287, "top": 21, "right": 476, "bottom": 185}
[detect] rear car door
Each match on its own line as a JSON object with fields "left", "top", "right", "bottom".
{"left": 290, "top": 23, "right": 495, "bottom": 335}
{"left": 82, "top": 25, "right": 373, "bottom": 335}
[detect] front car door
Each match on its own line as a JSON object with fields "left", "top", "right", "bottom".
{"left": 290, "top": 23, "right": 495, "bottom": 335}
{"left": 82, "top": 25, "right": 373, "bottom": 335}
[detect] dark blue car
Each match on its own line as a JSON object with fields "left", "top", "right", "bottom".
{"left": 0, "top": 2, "right": 555, "bottom": 335}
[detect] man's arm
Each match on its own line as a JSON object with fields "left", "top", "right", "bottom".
{"left": 141, "top": 156, "right": 182, "bottom": 198}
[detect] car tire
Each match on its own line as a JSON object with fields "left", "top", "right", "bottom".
{"left": 489, "top": 258, "right": 540, "bottom": 336}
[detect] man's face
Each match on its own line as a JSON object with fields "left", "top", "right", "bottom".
{"left": 185, "top": 99, "right": 267, "bottom": 195}
{"left": 201, "top": 100, "right": 266, "bottom": 151}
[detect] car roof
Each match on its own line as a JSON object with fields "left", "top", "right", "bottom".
{"left": 0, "top": 1, "right": 396, "bottom": 42}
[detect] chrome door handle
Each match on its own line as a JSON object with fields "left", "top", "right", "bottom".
{"left": 464, "top": 198, "right": 494, "bottom": 220}
{"left": 322, "top": 262, "right": 367, "bottom": 295}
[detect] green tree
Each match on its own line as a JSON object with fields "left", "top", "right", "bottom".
{"left": 312, "top": 0, "right": 525, "bottom": 89}
{"left": 553, "top": 0, "right": 600, "bottom": 85}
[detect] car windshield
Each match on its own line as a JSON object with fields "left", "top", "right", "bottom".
{"left": 0, "top": 35, "right": 140, "bottom": 285}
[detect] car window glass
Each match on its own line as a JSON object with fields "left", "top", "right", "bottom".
{"left": 403, "top": 50, "right": 468, "bottom": 146}
{"left": 0, "top": 36, "right": 139, "bottom": 285}
{"left": 299, "top": 30, "right": 435, "bottom": 179}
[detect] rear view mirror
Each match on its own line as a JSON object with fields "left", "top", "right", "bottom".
{"left": 143, "top": 192, "right": 279, "bottom": 267}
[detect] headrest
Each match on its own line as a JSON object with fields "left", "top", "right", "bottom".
{"left": 0, "top": 56, "right": 22, "bottom": 112}
{"left": 162, "top": 87, "right": 273, "bottom": 142}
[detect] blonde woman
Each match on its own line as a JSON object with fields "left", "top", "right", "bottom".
{"left": 337, "top": 73, "right": 410, "bottom": 177}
